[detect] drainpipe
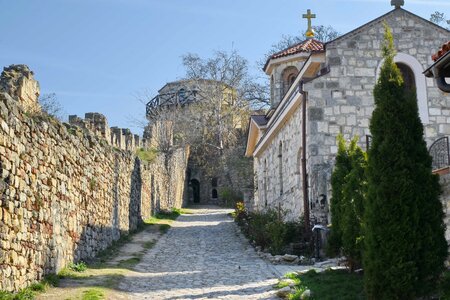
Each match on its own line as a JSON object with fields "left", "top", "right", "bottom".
{"left": 299, "top": 81, "right": 311, "bottom": 234}
{"left": 436, "top": 70, "right": 450, "bottom": 93}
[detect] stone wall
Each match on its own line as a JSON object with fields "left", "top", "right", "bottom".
{"left": 251, "top": 10, "right": 450, "bottom": 227}
{"left": 304, "top": 10, "right": 450, "bottom": 224}
{"left": 438, "top": 170, "right": 450, "bottom": 265}
{"left": 0, "top": 65, "right": 189, "bottom": 292}
{"left": 252, "top": 106, "right": 305, "bottom": 221}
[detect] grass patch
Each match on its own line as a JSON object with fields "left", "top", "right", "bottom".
{"left": 117, "top": 257, "right": 141, "bottom": 268}
{"left": 81, "top": 288, "right": 104, "bottom": 300}
{"left": 275, "top": 273, "right": 300, "bottom": 289}
{"left": 143, "top": 241, "right": 156, "bottom": 249}
{"left": 0, "top": 289, "right": 34, "bottom": 300}
{"left": 136, "top": 148, "right": 158, "bottom": 163}
{"left": 0, "top": 273, "right": 61, "bottom": 299}
{"left": 145, "top": 208, "right": 182, "bottom": 229}
{"left": 289, "top": 269, "right": 364, "bottom": 300}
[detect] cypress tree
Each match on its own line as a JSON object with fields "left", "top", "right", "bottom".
{"left": 364, "top": 23, "right": 448, "bottom": 299}
{"left": 341, "top": 138, "right": 367, "bottom": 271}
{"left": 328, "top": 134, "right": 351, "bottom": 256}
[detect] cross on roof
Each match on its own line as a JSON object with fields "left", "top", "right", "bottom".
{"left": 391, "top": 0, "right": 404, "bottom": 9}
{"left": 302, "top": 9, "right": 316, "bottom": 39}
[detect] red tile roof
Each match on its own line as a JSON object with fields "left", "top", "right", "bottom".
{"left": 432, "top": 41, "right": 450, "bottom": 62}
{"left": 270, "top": 39, "right": 324, "bottom": 60}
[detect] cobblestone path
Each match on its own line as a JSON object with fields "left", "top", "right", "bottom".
{"left": 115, "top": 206, "right": 279, "bottom": 299}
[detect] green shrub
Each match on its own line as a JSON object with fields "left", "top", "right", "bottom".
{"left": 68, "top": 261, "right": 87, "bottom": 272}
{"left": 328, "top": 135, "right": 352, "bottom": 257}
{"left": 136, "top": 148, "right": 158, "bottom": 163}
{"left": 233, "top": 201, "right": 248, "bottom": 226}
{"left": 266, "top": 219, "right": 287, "bottom": 255}
{"left": 364, "top": 24, "right": 447, "bottom": 299}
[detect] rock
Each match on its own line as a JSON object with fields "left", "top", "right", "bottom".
{"left": 282, "top": 254, "right": 298, "bottom": 262}
{"left": 276, "top": 286, "right": 291, "bottom": 298}
{"left": 301, "top": 289, "right": 312, "bottom": 299}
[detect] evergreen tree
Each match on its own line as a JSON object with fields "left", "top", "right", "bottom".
{"left": 364, "top": 23, "right": 448, "bottom": 299}
{"left": 328, "top": 134, "right": 351, "bottom": 256}
{"left": 341, "top": 138, "right": 367, "bottom": 271}
{"left": 328, "top": 135, "right": 367, "bottom": 270}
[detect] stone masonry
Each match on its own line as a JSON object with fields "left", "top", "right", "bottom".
{"left": 0, "top": 65, "right": 189, "bottom": 292}
{"left": 251, "top": 9, "right": 450, "bottom": 229}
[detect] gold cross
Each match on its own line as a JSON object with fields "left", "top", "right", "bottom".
{"left": 302, "top": 9, "right": 316, "bottom": 38}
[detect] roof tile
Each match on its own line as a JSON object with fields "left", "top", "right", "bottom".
{"left": 432, "top": 41, "right": 450, "bottom": 62}
{"left": 270, "top": 39, "right": 324, "bottom": 60}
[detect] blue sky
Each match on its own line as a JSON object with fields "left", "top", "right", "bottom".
{"left": 1, "top": 0, "right": 449, "bottom": 134}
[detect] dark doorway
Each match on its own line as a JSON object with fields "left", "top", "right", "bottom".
{"left": 191, "top": 179, "right": 200, "bottom": 203}
{"left": 212, "top": 189, "right": 218, "bottom": 199}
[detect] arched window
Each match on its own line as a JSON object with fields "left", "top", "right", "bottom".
{"left": 212, "top": 189, "right": 218, "bottom": 199}
{"left": 278, "top": 142, "right": 283, "bottom": 195}
{"left": 396, "top": 63, "right": 416, "bottom": 93}
{"left": 376, "top": 53, "right": 429, "bottom": 124}
{"left": 281, "top": 66, "right": 299, "bottom": 97}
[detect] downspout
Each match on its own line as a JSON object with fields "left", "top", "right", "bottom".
{"left": 299, "top": 81, "right": 311, "bottom": 234}
{"left": 436, "top": 70, "right": 450, "bottom": 93}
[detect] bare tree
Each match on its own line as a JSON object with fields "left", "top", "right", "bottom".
{"left": 257, "top": 25, "right": 341, "bottom": 70}
{"left": 39, "top": 93, "right": 65, "bottom": 120}
{"left": 430, "top": 11, "right": 450, "bottom": 29}
{"left": 145, "top": 50, "right": 262, "bottom": 181}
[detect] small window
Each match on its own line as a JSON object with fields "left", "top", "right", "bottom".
{"left": 178, "top": 89, "right": 186, "bottom": 103}
{"left": 212, "top": 189, "right": 218, "bottom": 198}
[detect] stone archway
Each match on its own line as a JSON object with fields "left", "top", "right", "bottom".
{"left": 191, "top": 179, "right": 200, "bottom": 203}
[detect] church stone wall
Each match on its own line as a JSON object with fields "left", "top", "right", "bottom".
{"left": 0, "top": 65, "right": 189, "bottom": 292}
{"left": 303, "top": 10, "right": 450, "bottom": 224}
{"left": 253, "top": 107, "right": 304, "bottom": 221}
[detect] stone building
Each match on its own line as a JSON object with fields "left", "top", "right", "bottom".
{"left": 146, "top": 79, "right": 249, "bottom": 205}
{"left": 245, "top": 4, "right": 450, "bottom": 225}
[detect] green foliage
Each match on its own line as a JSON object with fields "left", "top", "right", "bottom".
{"left": 89, "top": 178, "right": 97, "bottom": 191}
{"left": 364, "top": 23, "right": 448, "bottom": 299}
{"left": 233, "top": 203, "right": 308, "bottom": 255}
{"left": 440, "top": 269, "right": 450, "bottom": 299}
{"left": 81, "top": 288, "right": 104, "bottom": 300}
{"left": 117, "top": 257, "right": 141, "bottom": 268}
{"left": 233, "top": 201, "right": 248, "bottom": 226}
{"left": 289, "top": 269, "right": 365, "bottom": 300}
{"left": 136, "top": 148, "right": 159, "bottom": 163}
{"left": 328, "top": 135, "right": 352, "bottom": 256}
{"left": 0, "top": 288, "right": 35, "bottom": 300}
{"left": 68, "top": 261, "right": 87, "bottom": 272}
{"left": 219, "top": 187, "right": 243, "bottom": 208}
{"left": 329, "top": 135, "right": 367, "bottom": 271}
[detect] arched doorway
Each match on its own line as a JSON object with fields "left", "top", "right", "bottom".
{"left": 191, "top": 179, "right": 200, "bottom": 203}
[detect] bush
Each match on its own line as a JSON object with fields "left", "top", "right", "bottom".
{"left": 233, "top": 203, "right": 308, "bottom": 255}
{"left": 68, "top": 261, "right": 87, "bottom": 272}
{"left": 364, "top": 24, "right": 447, "bottom": 299}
